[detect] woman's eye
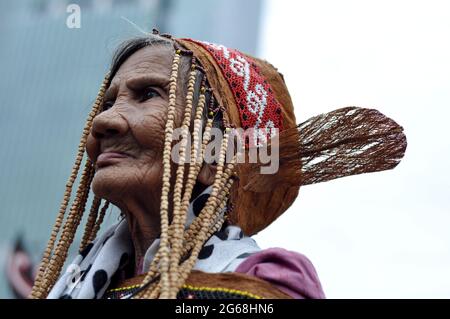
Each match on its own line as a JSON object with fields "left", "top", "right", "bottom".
{"left": 140, "top": 87, "right": 160, "bottom": 102}
{"left": 102, "top": 100, "right": 114, "bottom": 111}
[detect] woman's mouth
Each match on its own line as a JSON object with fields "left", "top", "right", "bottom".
{"left": 96, "top": 151, "right": 130, "bottom": 168}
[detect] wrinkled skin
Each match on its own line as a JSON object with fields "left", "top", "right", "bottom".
{"left": 86, "top": 45, "right": 215, "bottom": 271}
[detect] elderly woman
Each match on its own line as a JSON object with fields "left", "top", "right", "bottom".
{"left": 30, "top": 31, "right": 406, "bottom": 299}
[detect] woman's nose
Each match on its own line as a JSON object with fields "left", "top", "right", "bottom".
{"left": 91, "top": 108, "right": 129, "bottom": 139}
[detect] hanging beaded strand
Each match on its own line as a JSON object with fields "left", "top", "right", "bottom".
{"left": 30, "top": 74, "right": 110, "bottom": 299}
{"left": 79, "top": 195, "right": 101, "bottom": 252}
{"left": 138, "top": 84, "right": 217, "bottom": 299}
{"left": 167, "top": 80, "right": 208, "bottom": 243}
{"left": 180, "top": 98, "right": 230, "bottom": 237}
{"left": 182, "top": 160, "right": 235, "bottom": 241}
{"left": 158, "top": 48, "right": 182, "bottom": 298}
{"left": 139, "top": 94, "right": 231, "bottom": 298}
{"left": 70, "top": 159, "right": 96, "bottom": 251}
{"left": 42, "top": 157, "right": 95, "bottom": 295}
{"left": 169, "top": 61, "right": 202, "bottom": 291}
{"left": 136, "top": 85, "right": 213, "bottom": 299}
{"left": 168, "top": 129, "right": 235, "bottom": 298}
{"left": 88, "top": 200, "right": 110, "bottom": 243}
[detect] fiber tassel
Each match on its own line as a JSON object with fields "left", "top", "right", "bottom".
{"left": 242, "top": 107, "right": 407, "bottom": 192}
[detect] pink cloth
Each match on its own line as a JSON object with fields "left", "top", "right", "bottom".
{"left": 234, "top": 247, "right": 325, "bottom": 299}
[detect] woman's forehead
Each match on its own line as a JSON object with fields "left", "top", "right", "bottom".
{"left": 111, "top": 45, "right": 174, "bottom": 86}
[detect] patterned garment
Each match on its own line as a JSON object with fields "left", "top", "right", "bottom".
{"left": 47, "top": 186, "right": 261, "bottom": 299}
{"left": 102, "top": 284, "right": 261, "bottom": 300}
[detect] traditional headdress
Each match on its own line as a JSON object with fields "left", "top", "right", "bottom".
{"left": 30, "top": 30, "right": 407, "bottom": 299}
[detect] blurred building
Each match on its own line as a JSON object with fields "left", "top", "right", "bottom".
{"left": 0, "top": 0, "right": 262, "bottom": 298}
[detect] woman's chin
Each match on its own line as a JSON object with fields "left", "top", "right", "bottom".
{"left": 91, "top": 166, "right": 130, "bottom": 201}
{"left": 91, "top": 164, "right": 161, "bottom": 203}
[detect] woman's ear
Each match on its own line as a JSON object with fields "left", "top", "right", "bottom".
{"left": 197, "top": 163, "right": 217, "bottom": 186}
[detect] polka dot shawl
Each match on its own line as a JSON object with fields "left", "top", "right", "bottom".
{"left": 47, "top": 186, "right": 260, "bottom": 299}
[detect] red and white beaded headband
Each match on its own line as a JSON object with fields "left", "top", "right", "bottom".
{"left": 183, "top": 39, "right": 284, "bottom": 147}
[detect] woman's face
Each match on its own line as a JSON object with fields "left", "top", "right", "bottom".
{"left": 86, "top": 45, "right": 185, "bottom": 206}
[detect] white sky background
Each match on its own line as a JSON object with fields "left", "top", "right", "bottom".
{"left": 254, "top": 0, "right": 450, "bottom": 298}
